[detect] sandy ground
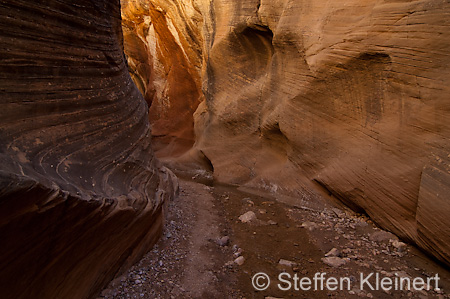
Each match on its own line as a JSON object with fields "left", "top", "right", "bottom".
{"left": 99, "top": 176, "right": 450, "bottom": 299}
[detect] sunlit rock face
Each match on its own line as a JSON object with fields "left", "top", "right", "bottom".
{"left": 193, "top": 0, "right": 450, "bottom": 266}
{"left": 0, "top": 1, "right": 176, "bottom": 298}
{"left": 127, "top": 0, "right": 450, "bottom": 265}
{"left": 121, "top": 0, "right": 450, "bottom": 265}
{"left": 121, "top": 0, "right": 206, "bottom": 157}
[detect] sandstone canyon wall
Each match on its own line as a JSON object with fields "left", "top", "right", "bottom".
{"left": 121, "top": 0, "right": 206, "bottom": 157}
{"left": 0, "top": 1, "right": 176, "bottom": 298}
{"left": 124, "top": 0, "right": 450, "bottom": 266}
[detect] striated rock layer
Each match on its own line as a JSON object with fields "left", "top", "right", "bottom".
{"left": 123, "top": 0, "right": 450, "bottom": 266}
{"left": 0, "top": 0, "right": 176, "bottom": 298}
{"left": 121, "top": 0, "right": 205, "bottom": 157}
{"left": 195, "top": 0, "right": 450, "bottom": 266}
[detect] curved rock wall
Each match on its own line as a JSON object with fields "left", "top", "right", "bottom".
{"left": 121, "top": 0, "right": 206, "bottom": 157}
{"left": 194, "top": 0, "right": 450, "bottom": 265}
{"left": 0, "top": 1, "right": 176, "bottom": 298}
{"left": 123, "top": 0, "right": 450, "bottom": 265}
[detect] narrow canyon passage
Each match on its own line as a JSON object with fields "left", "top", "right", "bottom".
{"left": 99, "top": 170, "right": 450, "bottom": 299}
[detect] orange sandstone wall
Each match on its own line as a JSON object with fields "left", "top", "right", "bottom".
{"left": 121, "top": 0, "right": 205, "bottom": 157}
{"left": 195, "top": 0, "right": 450, "bottom": 266}
{"left": 122, "top": 0, "right": 450, "bottom": 266}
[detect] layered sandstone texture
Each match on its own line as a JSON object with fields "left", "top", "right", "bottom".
{"left": 122, "top": 0, "right": 450, "bottom": 265}
{"left": 193, "top": 0, "right": 450, "bottom": 266}
{"left": 0, "top": 1, "right": 176, "bottom": 298}
{"left": 121, "top": 0, "right": 206, "bottom": 157}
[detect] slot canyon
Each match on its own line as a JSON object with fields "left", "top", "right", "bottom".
{"left": 0, "top": 0, "right": 450, "bottom": 298}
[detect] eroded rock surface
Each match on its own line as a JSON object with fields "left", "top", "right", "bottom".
{"left": 121, "top": 0, "right": 205, "bottom": 157}
{"left": 0, "top": 1, "right": 176, "bottom": 298}
{"left": 123, "top": 0, "right": 450, "bottom": 266}
{"left": 193, "top": 0, "right": 450, "bottom": 267}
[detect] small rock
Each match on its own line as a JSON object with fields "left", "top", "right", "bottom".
{"left": 217, "top": 236, "right": 230, "bottom": 246}
{"left": 332, "top": 208, "right": 346, "bottom": 217}
{"left": 239, "top": 211, "right": 257, "bottom": 223}
{"left": 395, "top": 271, "right": 410, "bottom": 279}
{"left": 359, "top": 262, "right": 370, "bottom": 268}
{"left": 268, "top": 220, "right": 278, "bottom": 225}
{"left": 391, "top": 240, "right": 407, "bottom": 252}
{"left": 135, "top": 279, "right": 141, "bottom": 284}
{"left": 355, "top": 220, "right": 369, "bottom": 228}
{"left": 233, "top": 247, "right": 243, "bottom": 258}
{"left": 301, "top": 221, "right": 318, "bottom": 231}
{"left": 351, "top": 287, "right": 363, "bottom": 295}
{"left": 322, "top": 257, "right": 348, "bottom": 267}
{"left": 242, "top": 198, "right": 254, "bottom": 206}
{"left": 278, "top": 259, "right": 297, "bottom": 268}
{"left": 234, "top": 256, "right": 245, "bottom": 266}
{"left": 369, "top": 231, "right": 398, "bottom": 242}
{"left": 325, "top": 248, "right": 341, "bottom": 257}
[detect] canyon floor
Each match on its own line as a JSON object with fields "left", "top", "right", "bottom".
{"left": 99, "top": 170, "right": 450, "bottom": 299}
